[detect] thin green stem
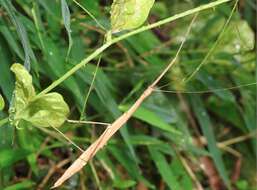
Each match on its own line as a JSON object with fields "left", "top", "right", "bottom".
{"left": 36, "top": 0, "right": 233, "bottom": 97}
{"left": 89, "top": 161, "right": 103, "bottom": 190}
{"left": 80, "top": 54, "right": 102, "bottom": 121}
{"left": 72, "top": 0, "right": 106, "bottom": 31}
{"left": 183, "top": 0, "right": 238, "bottom": 83}
{"left": 154, "top": 82, "right": 257, "bottom": 94}
{"left": 67, "top": 119, "right": 110, "bottom": 126}
{"left": 51, "top": 125, "right": 84, "bottom": 152}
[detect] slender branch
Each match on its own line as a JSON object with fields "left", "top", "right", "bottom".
{"left": 72, "top": 0, "right": 106, "bottom": 30}
{"left": 218, "top": 131, "right": 256, "bottom": 148}
{"left": 175, "top": 148, "right": 204, "bottom": 190}
{"left": 37, "top": 0, "right": 232, "bottom": 97}
{"left": 80, "top": 55, "right": 102, "bottom": 121}
{"left": 153, "top": 82, "right": 257, "bottom": 94}
{"left": 67, "top": 119, "right": 110, "bottom": 126}
{"left": 38, "top": 158, "right": 71, "bottom": 190}
{"left": 51, "top": 125, "right": 84, "bottom": 152}
{"left": 89, "top": 161, "right": 103, "bottom": 190}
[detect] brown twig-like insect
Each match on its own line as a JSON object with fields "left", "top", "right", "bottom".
{"left": 52, "top": 13, "right": 198, "bottom": 189}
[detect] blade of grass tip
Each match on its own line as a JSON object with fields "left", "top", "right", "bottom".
{"left": 61, "top": 0, "right": 73, "bottom": 61}
{"left": 182, "top": 0, "right": 238, "bottom": 83}
{"left": 72, "top": 0, "right": 106, "bottom": 31}
{"left": 52, "top": 12, "right": 197, "bottom": 188}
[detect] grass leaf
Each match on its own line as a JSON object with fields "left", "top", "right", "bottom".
{"left": 190, "top": 95, "right": 231, "bottom": 189}
{"left": 61, "top": 0, "right": 73, "bottom": 59}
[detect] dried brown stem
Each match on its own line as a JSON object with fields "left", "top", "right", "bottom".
{"left": 175, "top": 148, "right": 204, "bottom": 190}
{"left": 37, "top": 158, "right": 70, "bottom": 190}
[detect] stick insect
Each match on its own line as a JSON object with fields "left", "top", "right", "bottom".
{"left": 52, "top": 13, "right": 198, "bottom": 189}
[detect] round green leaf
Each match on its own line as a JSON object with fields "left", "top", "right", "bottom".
{"left": 20, "top": 93, "right": 70, "bottom": 127}
{"left": 10, "top": 63, "right": 70, "bottom": 128}
{"left": 111, "top": 0, "right": 155, "bottom": 33}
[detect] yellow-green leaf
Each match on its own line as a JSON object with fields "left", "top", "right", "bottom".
{"left": 10, "top": 63, "right": 35, "bottom": 113}
{"left": 0, "top": 94, "right": 4, "bottom": 111}
{"left": 20, "top": 93, "right": 69, "bottom": 127}
{"left": 9, "top": 63, "right": 69, "bottom": 128}
{"left": 111, "top": 0, "right": 155, "bottom": 33}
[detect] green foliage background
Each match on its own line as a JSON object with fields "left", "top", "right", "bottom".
{"left": 0, "top": 0, "right": 256, "bottom": 189}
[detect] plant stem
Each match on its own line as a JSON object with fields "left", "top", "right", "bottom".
{"left": 67, "top": 119, "right": 110, "bottom": 126}
{"left": 183, "top": 0, "right": 238, "bottom": 83}
{"left": 37, "top": 0, "right": 232, "bottom": 97}
{"left": 72, "top": 0, "right": 106, "bottom": 31}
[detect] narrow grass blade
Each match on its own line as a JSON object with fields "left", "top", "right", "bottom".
{"left": 1, "top": 0, "right": 37, "bottom": 71}
{"left": 61, "top": 0, "right": 73, "bottom": 60}
{"left": 3, "top": 180, "right": 35, "bottom": 190}
{"left": 148, "top": 147, "right": 182, "bottom": 190}
{"left": 119, "top": 104, "right": 181, "bottom": 135}
{"left": 190, "top": 95, "right": 231, "bottom": 189}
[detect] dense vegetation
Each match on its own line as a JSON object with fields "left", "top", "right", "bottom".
{"left": 0, "top": 0, "right": 256, "bottom": 189}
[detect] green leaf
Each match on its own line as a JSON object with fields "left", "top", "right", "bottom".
{"left": 0, "top": 148, "right": 30, "bottom": 169}
{"left": 10, "top": 63, "right": 69, "bottom": 128}
{"left": 0, "top": 94, "right": 4, "bottom": 111}
{"left": 148, "top": 147, "right": 182, "bottom": 190}
{"left": 0, "top": 41, "right": 15, "bottom": 101}
{"left": 113, "top": 179, "right": 136, "bottom": 189}
{"left": 61, "top": 0, "right": 73, "bottom": 58}
{"left": 10, "top": 63, "right": 36, "bottom": 113}
{"left": 119, "top": 104, "right": 181, "bottom": 135}
{"left": 190, "top": 95, "right": 231, "bottom": 189}
{"left": 170, "top": 158, "right": 193, "bottom": 189}
{"left": 0, "top": 20, "right": 24, "bottom": 60}
{"left": 111, "top": 0, "right": 155, "bottom": 33}
{"left": 21, "top": 93, "right": 69, "bottom": 127}
{"left": 4, "top": 180, "right": 35, "bottom": 190}
{"left": 108, "top": 145, "right": 154, "bottom": 189}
